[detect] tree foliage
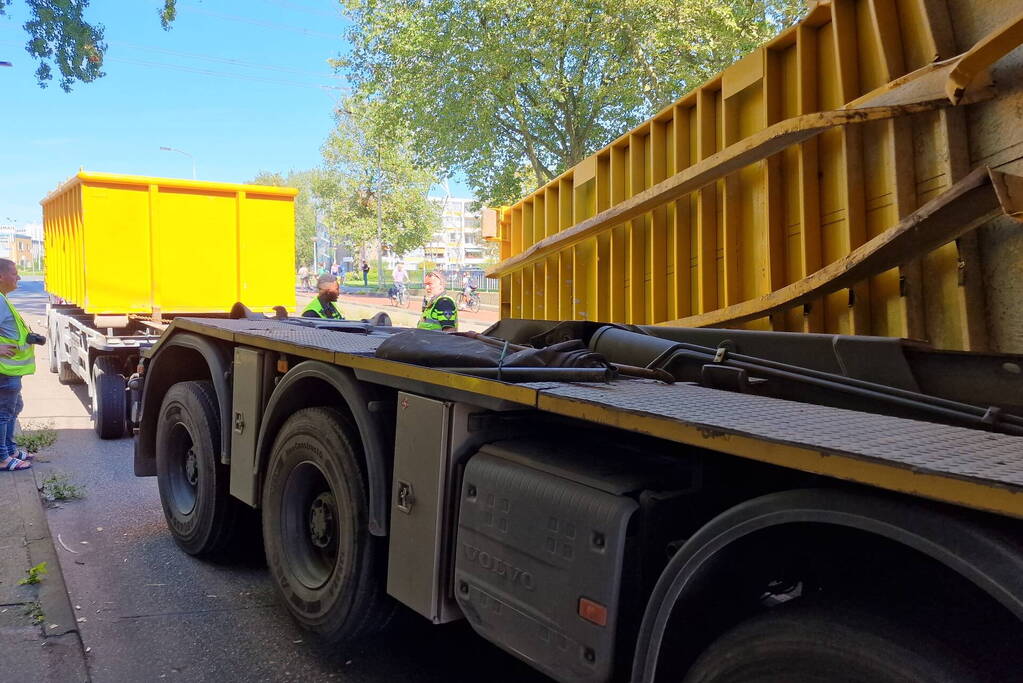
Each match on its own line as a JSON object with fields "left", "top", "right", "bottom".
{"left": 251, "top": 170, "right": 319, "bottom": 269}
{"left": 315, "top": 99, "right": 440, "bottom": 257}
{"left": 0, "top": 0, "right": 176, "bottom": 91}
{"left": 338, "top": 0, "right": 805, "bottom": 205}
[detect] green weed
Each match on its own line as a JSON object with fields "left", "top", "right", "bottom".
{"left": 40, "top": 472, "right": 85, "bottom": 502}
{"left": 15, "top": 422, "right": 57, "bottom": 453}
{"left": 23, "top": 601, "right": 44, "bottom": 624}
{"left": 18, "top": 562, "right": 48, "bottom": 586}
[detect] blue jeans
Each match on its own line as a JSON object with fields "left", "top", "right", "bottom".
{"left": 0, "top": 375, "right": 24, "bottom": 458}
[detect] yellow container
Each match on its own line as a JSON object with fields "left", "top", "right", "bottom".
{"left": 490, "top": 0, "right": 1023, "bottom": 354}
{"left": 41, "top": 172, "right": 297, "bottom": 315}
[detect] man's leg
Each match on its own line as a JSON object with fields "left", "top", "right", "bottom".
{"left": 0, "top": 379, "right": 20, "bottom": 459}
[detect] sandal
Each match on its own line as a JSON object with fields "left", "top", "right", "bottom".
{"left": 0, "top": 456, "right": 30, "bottom": 471}
{"left": 14, "top": 450, "right": 32, "bottom": 461}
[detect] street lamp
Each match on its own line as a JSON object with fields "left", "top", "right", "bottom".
{"left": 159, "top": 146, "right": 196, "bottom": 180}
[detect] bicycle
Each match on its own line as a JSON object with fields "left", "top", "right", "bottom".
{"left": 390, "top": 282, "right": 410, "bottom": 308}
{"left": 458, "top": 287, "right": 480, "bottom": 313}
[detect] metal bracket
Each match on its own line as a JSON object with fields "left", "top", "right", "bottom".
{"left": 396, "top": 480, "right": 415, "bottom": 514}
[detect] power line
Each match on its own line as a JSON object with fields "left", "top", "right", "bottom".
{"left": 257, "top": 0, "right": 342, "bottom": 19}
{"left": 0, "top": 39, "right": 348, "bottom": 92}
{"left": 177, "top": 3, "right": 338, "bottom": 39}
{"left": 106, "top": 56, "right": 346, "bottom": 91}
{"left": 109, "top": 40, "right": 343, "bottom": 80}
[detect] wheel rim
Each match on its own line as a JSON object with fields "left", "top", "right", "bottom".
{"left": 281, "top": 461, "right": 340, "bottom": 591}
{"left": 165, "top": 422, "right": 199, "bottom": 516}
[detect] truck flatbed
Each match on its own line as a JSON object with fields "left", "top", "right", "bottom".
{"left": 162, "top": 316, "right": 1023, "bottom": 520}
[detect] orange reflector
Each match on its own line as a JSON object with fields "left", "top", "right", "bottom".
{"left": 578, "top": 598, "right": 607, "bottom": 626}
{"left": 277, "top": 358, "right": 289, "bottom": 373}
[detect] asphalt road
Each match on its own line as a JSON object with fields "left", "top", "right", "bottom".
{"left": 14, "top": 280, "right": 544, "bottom": 683}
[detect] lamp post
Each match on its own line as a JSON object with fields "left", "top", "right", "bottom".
{"left": 159, "top": 146, "right": 196, "bottom": 180}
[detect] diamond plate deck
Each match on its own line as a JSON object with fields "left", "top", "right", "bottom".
{"left": 174, "top": 318, "right": 386, "bottom": 355}
{"left": 537, "top": 381, "right": 1023, "bottom": 489}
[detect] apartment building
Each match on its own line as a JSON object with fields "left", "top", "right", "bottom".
{"left": 401, "top": 197, "right": 488, "bottom": 271}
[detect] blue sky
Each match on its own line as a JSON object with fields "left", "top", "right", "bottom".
{"left": 0, "top": 0, "right": 471, "bottom": 230}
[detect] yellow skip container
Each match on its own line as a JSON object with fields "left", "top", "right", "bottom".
{"left": 41, "top": 171, "right": 297, "bottom": 315}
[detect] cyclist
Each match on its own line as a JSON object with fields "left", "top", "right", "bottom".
{"left": 458, "top": 271, "right": 477, "bottom": 311}
{"left": 391, "top": 262, "right": 409, "bottom": 306}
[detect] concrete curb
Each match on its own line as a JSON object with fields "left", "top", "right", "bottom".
{"left": 10, "top": 469, "right": 89, "bottom": 681}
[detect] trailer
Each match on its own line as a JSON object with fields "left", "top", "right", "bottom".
{"left": 134, "top": 1, "right": 1023, "bottom": 680}
{"left": 41, "top": 171, "right": 297, "bottom": 438}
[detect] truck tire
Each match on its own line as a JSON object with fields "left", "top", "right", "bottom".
{"left": 156, "top": 380, "right": 239, "bottom": 557}
{"left": 262, "top": 407, "right": 392, "bottom": 643}
{"left": 58, "top": 361, "right": 83, "bottom": 385}
{"left": 92, "top": 356, "right": 126, "bottom": 439}
{"left": 682, "top": 603, "right": 981, "bottom": 683}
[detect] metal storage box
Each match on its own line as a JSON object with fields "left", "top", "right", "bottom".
{"left": 41, "top": 171, "right": 297, "bottom": 315}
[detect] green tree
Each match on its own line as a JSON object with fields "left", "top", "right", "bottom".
{"left": 0, "top": 0, "right": 176, "bottom": 91}
{"left": 315, "top": 99, "right": 440, "bottom": 259}
{"left": 251, "top": 170, "right": 319, "bottom": 269}
{"left": 338, "top": 0, "right": 804, "bottom": 206}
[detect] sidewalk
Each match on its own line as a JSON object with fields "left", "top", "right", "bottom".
{"left": 0, "top": 280, "right": 90, "bottom": 681}
{"left": 0, "top": 463, "right": 89, "bottom": 682}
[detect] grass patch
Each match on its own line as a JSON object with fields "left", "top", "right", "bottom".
{"left": 40, "top": 472, "right": 85, "bottom": 502}
{"left": 18, "top": 562, "right": 47, "bottom": 586}
{"left": 15, "top": 422, "right": 57, "bottom": 453}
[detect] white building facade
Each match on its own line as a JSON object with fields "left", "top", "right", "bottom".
{"left": 400, "top": 197, "right": 488, "bottom": 272}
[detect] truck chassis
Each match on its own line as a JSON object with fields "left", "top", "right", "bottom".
{"left": 133, "top": 315, "right": 1023, "bottom": 682}
{"left": 48, "top": 303, "right": 162, "bottom": 438}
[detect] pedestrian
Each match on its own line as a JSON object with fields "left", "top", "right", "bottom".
{"left": 418, "top": 270, "right": 458, "bottom": 331}
{"left": 361, "top": 260, "right": 370, "bottom": 287}
{"left": 331, "top": 262, "right": 339, "bottom": 277}
{"left": 0, "top": 259, "right": 36, "bottom": 470}
{"left": 297, "top": 264, "right": 310, "bottom": 291}
{"left": 302, "top": 273, "right": 345, "bottom": 319}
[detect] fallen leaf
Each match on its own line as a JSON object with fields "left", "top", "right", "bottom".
{"left": 76, "top": 617, "right": 86, "bottom": 623}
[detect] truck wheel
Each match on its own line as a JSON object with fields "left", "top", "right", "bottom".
{"left": 156, "top": 380, "right": 238, "bottom": 557}
{"left": 58, "top": 361, "right": 83, "bottom": 385}
{"left": 262, "top": 407, "right": 392, "bottom": 643}
{"left": 682, "top": 603, "right": 981, "bottom": 683}
{"left": 92, "top": 356, "right": 126, "bottom": 439}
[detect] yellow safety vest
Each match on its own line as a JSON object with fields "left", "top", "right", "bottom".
{"left": 418, "top": 294, "right": 458, "bottom": 331}
{"left": 0, "top": 294, "right": 34, "bottom": 376}
{"left": 302, "top": 297, "right": 344, "bottom": 319}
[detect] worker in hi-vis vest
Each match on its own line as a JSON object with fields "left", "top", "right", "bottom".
{"left": 302, "top": 273, "right": 345, "bottom": 320}
{"left": 418, "top": 270, "right": 458, "bottom": 332}
{"left": 0, "top": 259, "right": 39, "bottom": 471}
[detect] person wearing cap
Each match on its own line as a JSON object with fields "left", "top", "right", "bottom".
{"left": 302, "top": 273, "right": 345, "bottom": 319}
{"left": 418, "top": 270, "right": 458, "bottom": 331}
